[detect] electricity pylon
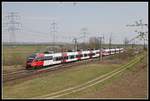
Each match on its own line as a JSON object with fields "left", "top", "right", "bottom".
{"left": 4, "top": 12, "right": 21, "bottom": 43}
{"left": 126, "top": 19, "right": 148, "bottom": 49}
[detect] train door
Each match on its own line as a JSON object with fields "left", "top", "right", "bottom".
{"left": 62, "top": 52, "right": 68, "bottom": 63}
{"left": 89, "top": 50, "right": 93, "bottom": 59}
{"left": 43, "top": 54, "right": 53, "bottom": 66}
{"left": 77, "top": 51, "right": 82, "bottom": 60}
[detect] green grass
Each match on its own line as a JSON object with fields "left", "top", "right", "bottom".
{"left": 3, "top": 63, "right": 121, "bottom": 98}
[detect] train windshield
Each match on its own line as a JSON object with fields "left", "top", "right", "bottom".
{"left": 27, "top": 54, "right": 36, "bottom": 62}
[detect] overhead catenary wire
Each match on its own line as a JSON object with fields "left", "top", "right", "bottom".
{"left": 22, "top": 26, "right": 75, "bottom": 43}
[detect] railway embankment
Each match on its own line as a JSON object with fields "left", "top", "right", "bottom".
{"left": 3, "top": 50, "right": 147, "bottom": 99}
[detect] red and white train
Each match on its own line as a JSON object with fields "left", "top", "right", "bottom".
{"left": 26, "top": 48, "right": 124, "bottom": 69}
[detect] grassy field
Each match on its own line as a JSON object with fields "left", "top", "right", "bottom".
{"left": 61, "top": 54, "right": 147, "bottom": 98}
{"left": 3, "top": 50, "right": 146, "bottom": 98}
{"left": 2, "top": 45, "right": 48, "bottom": 66}
{"left": 3, "top": 63, "right": 121, "bottom": 98}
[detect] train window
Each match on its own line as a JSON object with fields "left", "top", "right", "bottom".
{"left": 27, "top": 59, "right": 33, "bottom": 62}
{"left": 96, "top": 52, "right": 99, "bottom": 54}
{"left": 70, "top": 55, "right": 75, "bottom": 59}
{"left": 84, "top": 54, "right": 87, "bottom": 57}
{"left": 76, "top": 54, "right": 82, "bottom": 58}
{"left": 76, "top": 55, "right": 78, "bottom": 58}
{"left": 35, "top": 57, "right": 44, "bottom": 61}
{"left": 58, "top": 57, "right": 60, "bottom": 60}
{"left": 59, "top": 57, "right": 63, "bottom": 60}
{"left": 64, "top": 56, "right": 68, "bottom": 60}
{"left": 58, "top": 57, "right": 63, "bottom": 61}
{"left": 88, "top": 53, "right": 91, "bottom": 56}
{"left": 44, "top": 56, "right": 53, "bottom": 60}
{"left": 80, "top": 54, "right": 83, "bottom": 57}
{"left": 54, "top": 57, "right": 62, "bottom": 61}
{"left": 28, "top": 54, "right": 36, "bottom": 59}
{"left": 93, "top": 53, "right": 96, "bottom": 56}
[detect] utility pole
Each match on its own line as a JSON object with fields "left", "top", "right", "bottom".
{"left": 80, "top": 28, "right": 88, "bottom": 50}
{"left": 50, "top": 20, "right": 57, "bottom": 51}
{"left": 98, "top": 33, "right": 103, "bottom": 61}
{"left": 81, "top": 28, "right": 88, "bottom": 44}
{"left": 132, "top": 39, "right": 135, "bottom": 48}
{"left": 135, "top": 31, "right": 148, "bottom": 50}
{"left": 102, "top": 34, "right": 105, "bottom": 48}
{"left": 5, "top": 12, "right": 21, "bottom": 44}
{"left": 73, "top": 38, "right": 78, "bottom": 51}
{"left": 126, "top": 19, "right": 148, "bottom": 50}
{"left": 109, "top": 33, "right": 112, "bottom": 49}
{"left": 124, "top": 37, "right": 129, "bottom": 49}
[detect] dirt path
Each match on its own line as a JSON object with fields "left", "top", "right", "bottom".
{"left": 86, "top": 61, "right": 148, "bottom": 98}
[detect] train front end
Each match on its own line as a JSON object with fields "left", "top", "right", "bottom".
{"left": 26, "top": 54, "right": 36, "bottom": 69}
{"left": 26, "top": 53, "right": 44, "bottom": 69}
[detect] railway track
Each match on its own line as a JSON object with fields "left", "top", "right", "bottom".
{"left": 3, "top": 69, "right": 28, "bottom": 76}
{"left": 2, "top": 57, "right": 102, "bottom": 83}
{"left": 2, "top": 53, "right": 130, "bottom": 83}
{"left": 38, "top": 54, "right": 144, "bottom": 98}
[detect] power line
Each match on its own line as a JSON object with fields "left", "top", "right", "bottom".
{"left": 23, "top": 26, "right": 49, "bottom": 35}
{"left": 73, "top": 38, "right": 78, "bottom": 51}
{"left": 23, "top": 26, "right": 75, "bottom": 43}
{"left": 97, "top": 33, "right": 103, "bottom": 61}
{"left": 126, "top": 19, "right": 148, "bottom": 29}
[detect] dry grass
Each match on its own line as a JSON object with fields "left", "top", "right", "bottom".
{"left": 3, "top": 63, "right": 121, "bottom": 98}
{"left": 2, "top": 45, "right": 47, "bottom": 66}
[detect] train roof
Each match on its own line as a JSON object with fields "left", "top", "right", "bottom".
{"left": 29, "top": 48, "right": 124, "bottom": 58}
{"left": 82, "top": 50, "right": 90, "bottom": 53}
{"left": 103, "top": 49, "right": 110, "bottom": 51}
{"left": 43, "top": 51, "right": 54, "bottom": 54}
{"left": 53, "top": 53, "right": 62, "bottom": 57}
{"left": 115, "top": 48, "right": 120, "bottom": 50}
{"left": 110, "top": 48, "right": 115, "bottom": 50}
{"left": 66, "top": 52, "right": 78, "bottom": 55}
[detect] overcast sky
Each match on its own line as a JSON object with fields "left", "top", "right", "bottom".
{"left": 2, "top": 2, "right": 148, "bottom": 44}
